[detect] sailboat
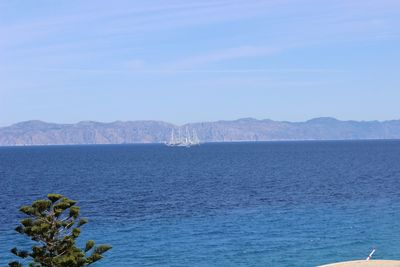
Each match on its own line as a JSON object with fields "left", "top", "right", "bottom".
{"left": 166, "top": 127, "right": 200, "bottom": 147}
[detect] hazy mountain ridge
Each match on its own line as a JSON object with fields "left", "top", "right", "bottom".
{"left": 1, "top": 117, "right": 400, "bottom": 146}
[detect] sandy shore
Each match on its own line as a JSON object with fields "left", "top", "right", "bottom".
{"left": 318, "top": 260, "right": 400, "bottom": 267}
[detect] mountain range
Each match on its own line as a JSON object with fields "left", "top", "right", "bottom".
{"left": 1, "top": 117, "right": 400, "bottom": 146}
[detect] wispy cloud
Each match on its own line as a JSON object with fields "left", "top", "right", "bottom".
{"left": 0, "top": 1, "right": 398, "bottom": 80}
{"left": 2, "top": 0, "right": 399, "bottom": 58}
{"left": 0, "top": 66, "right": 342, "bottom": 75}
{"left": 0, "top": 1, "right": 286, "bottom": 47}
{"left": 164, "top": 45, "right": 284, "bottom": 70}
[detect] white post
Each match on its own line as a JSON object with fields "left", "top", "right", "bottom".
{"left": 366, "top": 249, "right": 376, "bottom": 261}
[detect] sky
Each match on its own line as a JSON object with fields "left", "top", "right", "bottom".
{"left": 1, "top": 0, "right": 400, "bottom": 126}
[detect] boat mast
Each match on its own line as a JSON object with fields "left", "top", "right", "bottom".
{"left": 170, "top": 129, "right": 175, "bottom": 144}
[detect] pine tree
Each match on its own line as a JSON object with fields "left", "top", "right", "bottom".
{"left": 9, "top": 194, "right": 111, "bottom": 267}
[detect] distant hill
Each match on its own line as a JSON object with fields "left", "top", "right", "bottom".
{"left": 1, "top": 117, "right": 400, "bottom": 146}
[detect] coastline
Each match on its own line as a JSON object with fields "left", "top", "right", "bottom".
{"left": 319, "top": 260, "right": 400, "bottom": 267}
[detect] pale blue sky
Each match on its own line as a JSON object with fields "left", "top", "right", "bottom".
{"left": 1, "top": 0, "right": 400, "bottom": 126}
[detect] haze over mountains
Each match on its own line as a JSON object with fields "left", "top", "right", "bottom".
{"left": 1, "top": 117, "right": 400, "bottom": 146}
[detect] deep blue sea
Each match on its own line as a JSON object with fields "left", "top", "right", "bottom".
{"left": 1, "top": 141, "right": 400, "bottom": 266}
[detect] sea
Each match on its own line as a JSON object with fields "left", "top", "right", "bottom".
{"left": 1, "top": 141, "right": 400, "bottom": 266}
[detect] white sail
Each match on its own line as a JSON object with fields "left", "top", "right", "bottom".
{"left": 191, "top": 129, "right": 200, "bottom": 145}
{"left": 186, "top": 127, "right": 190, "bottom": 143}
{"left": 166, "top": 128, "right": 175, "bottom": 146}
{"left": 170, "top": 129, "right": 175, "bottom": 143}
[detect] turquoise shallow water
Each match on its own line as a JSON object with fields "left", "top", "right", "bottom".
{"left": 1, "top": 141, "right": 400, "bottom": 266}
